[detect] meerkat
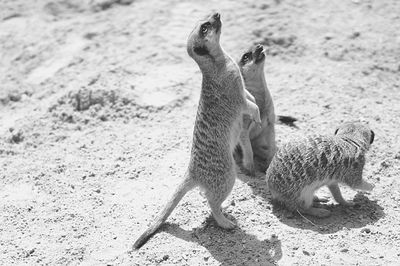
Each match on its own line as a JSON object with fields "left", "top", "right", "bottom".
{"left": 132, "top": 12, "right": 261, "bottom": 249}
{"left": 237, "top": 44, "right": 296, "bottom": 175}
{"left": 266, "top": 122, "right": 375, "bottom": 218}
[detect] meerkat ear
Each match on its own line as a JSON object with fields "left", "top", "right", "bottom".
{"left": 370, "top": 130, "right": 375, "bottom": 144}
{"left": 334, "top": 128, "right": 339, "bottom": 135}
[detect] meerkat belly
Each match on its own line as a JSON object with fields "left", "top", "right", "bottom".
{"left": 190, "top": 122, "right": 233, "bottom": 174}
{"left": 249, "top": 101, "right": 274, "bottom": 139}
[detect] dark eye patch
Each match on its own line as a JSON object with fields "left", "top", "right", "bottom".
{"left": 334, "top": 128, "right": 339, "bottom": 135}
{"left": 370, "top": 130, "right": 375, "bottom": 144}
{"left": 200, "top": 22, "right": 211, "bottom": 35}
{"left": 194, "top": 46, "right": 209, "bottom": 56}
{"left": 241, "top": 52, "right": 252, "bottom": 64}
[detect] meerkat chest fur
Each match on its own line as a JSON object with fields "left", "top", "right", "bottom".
{"left": 245, "top": 76, "right": 274, "bottom": 122}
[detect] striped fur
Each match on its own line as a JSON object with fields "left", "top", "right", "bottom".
{"left": 266, "top": 122, "right": 375, "bottom": 217}
{"left": 237, "top": 44, "right": 276, "bottom": 175}
{"left": 133, "top": 12, "right": 255, "bottom": 249}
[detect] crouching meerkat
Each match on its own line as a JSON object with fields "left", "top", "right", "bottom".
{"left": 266, "top": 122, "right": 375, "bottom": 218}
{"left": 132, "top": 12, "right": 261, "bottom": 249}
{"left": 237, "top": 44, "right": 296, "bottom": 175}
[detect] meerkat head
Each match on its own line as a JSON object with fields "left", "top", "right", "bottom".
{"left": 187, "top": 12, "right": 222, "bottom": 66}
{"left": 335, "top": 122, "right": 375, "bottom": 191}
{"left": 238, "top": 44, "right": 266, "bottom": 81}
{"left": 334, "top": 122, "right": 375, "bottom": 149}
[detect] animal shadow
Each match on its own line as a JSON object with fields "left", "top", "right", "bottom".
{"left": 271, "top": 192, "right": 385, "bottom": 234}
{"left": 167, "top": 218, "right": 282, "bottom": 266}
{"left": 236, "top": 161, "right": 271, "bottom": 203}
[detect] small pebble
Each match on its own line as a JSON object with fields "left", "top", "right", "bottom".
{"left": 303, "top": 250, "right": 310, "bottom": 256}
{"left": 341, "top": 248, "right": 349, "bottom": 253}
{"left": 361, "top": 228, "right": 371, "bottom": 234}
{"left": 350, "top": 32, "right": 361, "bottom": 39}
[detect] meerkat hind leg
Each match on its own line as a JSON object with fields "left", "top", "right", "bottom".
{"left": 205, "top": 178, "right": 236, "bottom": 229}
{"left": 251, "top": 126, "right": 276, "bottom": 171}
{"left": 239, "top": 130, "right": 255, "bottom": 176}
{"left": 207, "top": 198, "right": 236, "bottom": 229}
{"left": 328, "top": 183, "right": 355, "bottom": 206}
{"left": 298, "top": 189, "right": 331, "bottom": 218}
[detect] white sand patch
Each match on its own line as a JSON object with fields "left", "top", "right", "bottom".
{"left": 26, "top": 35, "right": 86, "bottom": 84}
{"left": 0, "top": 182, "right": 44, "bottom": 203}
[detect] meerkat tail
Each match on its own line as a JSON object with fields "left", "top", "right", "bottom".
{"left": 133, "top": 175, "right": 196, "bottom": 249}
{"left": 276, "top": 115, "right": 298, "bottom": 127}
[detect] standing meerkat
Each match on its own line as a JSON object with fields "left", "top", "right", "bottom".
{"left": 266, "top": 122, "right": 375, "bottom": 218}
{"left": 237, "top": 44, "right": 296, "bottom": 175}
{"left": 132, "top": 12, "right": 261, "bottom": 249}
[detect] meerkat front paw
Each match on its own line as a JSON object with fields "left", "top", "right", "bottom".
{"left": 313, "top": 196, "right": 329, "bottom": 203}
{"left": 246, "top": 99, "right": 261, "bottom": 125}
{"left": 354, "top": 180, "right": 375, "bottom": 191}
{"left": 245, "top": 89, "right": 256, "bottom": 103}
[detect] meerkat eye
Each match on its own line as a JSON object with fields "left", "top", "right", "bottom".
{"left": 200, "top": 23, "right": 210, "bottom": 34}
{"left": 241, "top": 52, "right": 252, "bottom": 63}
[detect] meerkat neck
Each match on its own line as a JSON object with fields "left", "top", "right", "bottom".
{"left": 246, "top": 70, "right": 266, "bottom": 92}
{"left": 245, "top": 70, "right": 274, "bottom": 111}
{"left": 200, "top": 53, "right": 228, "bottom": 79}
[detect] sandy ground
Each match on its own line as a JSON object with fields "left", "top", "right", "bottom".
{"left": 1, "top": 0, "right": 400, "bottom": 265}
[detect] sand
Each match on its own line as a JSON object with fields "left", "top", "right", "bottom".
{"left": 1, "top": 0, "right": 400, "bottom": 265}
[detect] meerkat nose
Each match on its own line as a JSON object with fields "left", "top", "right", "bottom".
{"left": 256, "top": 44, "right": 263, "bottom": 52}
{"left": 213, "top": 12, "right": 220, "bottom": 20}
